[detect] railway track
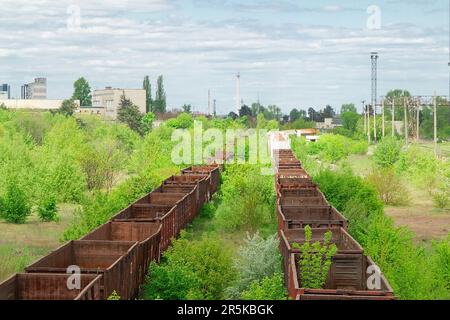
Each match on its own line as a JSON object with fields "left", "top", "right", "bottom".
{"left": 274, "top": 148, "right": 396, "bottom": 300}
{"left": 0, "top": 165, "right": 221, "bottom": 300}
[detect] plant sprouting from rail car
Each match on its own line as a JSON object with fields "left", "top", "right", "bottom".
{"left": 292, "top": 226, "right": 337, "bottom": 289}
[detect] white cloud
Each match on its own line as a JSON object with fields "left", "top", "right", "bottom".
{"left": 0, "top": 1, "right": 448, "bottom": 113}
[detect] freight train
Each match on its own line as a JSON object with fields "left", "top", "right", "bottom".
{"left": 274, "top": 149, "right": 395, "bottom": 300}
{"left": 0, "top": 165, "right": 221, "bottom": 300}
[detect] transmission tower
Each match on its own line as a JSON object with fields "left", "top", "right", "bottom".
{"left": 371, "top": 52, "right": 379, "bottom": 142}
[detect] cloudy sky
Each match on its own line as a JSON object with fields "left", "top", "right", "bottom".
{"left": 0, "top": 0, "right": 449, "bottom": 114}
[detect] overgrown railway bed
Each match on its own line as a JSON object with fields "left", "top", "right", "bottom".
{"left": 274, "top": 148, "right": 395, "bottom": 300}
{"left": 0, "top": 165, "right": 221, "bottom": 300}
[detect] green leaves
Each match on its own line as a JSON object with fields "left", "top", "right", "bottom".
{"left": 292, "top": 226, "right": 337, "bottom": 289}
{"left": 373, "top": 137, "right": 402, "bottom": 168}
{"left": 143, "top": 234, "right": 235, "bottom": 300}
{"left": 0, "top": 179, "right": 31, "bottom": 224}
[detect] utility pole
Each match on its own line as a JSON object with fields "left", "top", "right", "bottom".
{"left": 416, "top": 99, "right": 420, "bottom": 141}
{"left": 404, "top": 97, "right": 408, "bottom": 146}
{"left": 382, "top": 98, "right": 385, "bottom": 137}
{"left": 367, "top": 104, "right": 371, "bottom": 144}
{"left": 213, "top": 99, "right": 217, "bottom": 117}
{"left": 208, "top": 89, "right": 211, "bottom": 116}
{"left": 362, "top": 100, "right": 366, "bottom": 133}
{"left": 236, "top": 72, "right": 241, "bottom": 115}
{"left": 371, "top": 52, "right": 379, "bottom": 143}
{"left": 434, "top": 93, "right": 438, "bottom": 156}
{"left": 392, "top": 99, "right": 395, "bottom": 137}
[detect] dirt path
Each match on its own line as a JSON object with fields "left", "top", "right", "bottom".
{"left": 386, "top": 206, "right": 450, "bottom": 243}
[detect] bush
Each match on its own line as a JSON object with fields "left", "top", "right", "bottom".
{"left": 313, "top": 170, "right": 384, "bottom": 242}
{"left": 165, "top": 113, "right": 193, "bottom": 129}
{"left": 367, "top": 168, "right": 410, "bottom": 206}
{"left": 373, "top": 137, "right": 402, "bottom": 168}
{"left": 215, "top": 165, "right": 276, "bottom": 232}
{"left": 241, "top": 273, "right": 286, "bottom": 300}
{"left": 225, "top": 233, "right": 281, "bottom": 299}
{"left": 142, "top": 233, "right": 235, "bottom": 300}
{"left": 37, "top": 195, "right": 58, "bottom": 222}
{"left": 292, "top": 226, "right": 337, "bottom": 289}
{"left": 0, "top": 180, "right": 31, "bottom": 224}
{"left": 433, "top": 188, "right": 449, "bottom": 209}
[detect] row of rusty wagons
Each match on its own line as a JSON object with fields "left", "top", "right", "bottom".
{"left": 274, "top": 149, "right": 396, "bottom": 300}
{"left": 0, "top": 165, "right": 221, "bottom": 300}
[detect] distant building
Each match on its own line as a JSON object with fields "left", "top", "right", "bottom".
{"left": 0, "top": 99, "right": 79, "bottom": 110}
{"left": 21, "top": 78, "right": 47, "bottom": 99}
{"left": 87, "top": 87, "right": 146, "bottom": 120}
{"left": 0, "top": 84, "right": 10, "bottom": 99}
{"left": 315, "top": 118, "right": 342, "bottom": 130}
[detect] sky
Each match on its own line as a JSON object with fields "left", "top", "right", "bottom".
{"left": 0, "top": 0, "right": 449, "bottom": 114}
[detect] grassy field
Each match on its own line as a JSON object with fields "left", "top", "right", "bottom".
{"left": 345, "top": 141, "right": 450, "bottom": 243}
{"left": 0, "top": 204, "right": 76, "bottom": 282}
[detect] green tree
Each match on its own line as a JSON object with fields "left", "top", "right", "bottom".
{"left": 143, "top": 75, "right": 153, "bottom": 113}
{"left": 154, "top": 75, "right": 167, "bottom": 113}
{"left": 37, "top": 195, "right": 59, "bottom": 222}
{"left": 57, "top": 99, "right": 78, "bottom": 117}
{"left": 117, "top": 94, "right": 144, "bottom": 135}
{"left": 241, "top": 273, "right": 286, "bottom": 300}
{"left": 0, "top": 180, "right": 31, "bottom": 224}
{"left": 373, "top": 137, "right": 402, "bottom": 168}
{"left": 239, "top": 105, "right": 253, "bottom": 117}
{"left": 182, "top": 104, "right": 192, "bottom": 114}
{"left": 141, "top": 112, "right": 156, "bottom": 134}
{"left": 289, "top": 108, "right": 301, "bottom": 122}
{"left": 72, "top": 77, "right": 92, "bottom": 106}
{"left": 292, "top": 226, "right": 337, "bottom": 289}
{"left": 341, "top": 111, "right": 360, "bottom": 132}
{"left": 341, "top": 103, "right": 357, "bottom": 113}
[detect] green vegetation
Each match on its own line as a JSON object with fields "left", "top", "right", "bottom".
{"left": 241, "top": 273, "right": 286, "bottom": 300}
{"left": 143, "top": 232, "right": 235, "bottom": 300}
{"left": 142, "top": 163, "right": 284, "bottom": 300}
{"left": 215, "top": 165, "right": 276, "bottom": 233}
{"left": 292, "top": 226, "right": 337, "bottom": 289}
{"left": 72, "top": 77, "right": 92, "bottom": 107}
{"left": 37, "top": 196, "right": 58, "bottom": 222}
{"left": 0, "top": 179, "right": 31, "bottom": 224}
{"left": 291, "top": 134, "right": 450, "bottom": 299}
{"left": 373, "top": 137, "right": 402, "bottom": 168}
{"left": 298, "top": 134, "right": 368, "bottom": 163}
{"left": 225, "top": 234, "right": 282, "bottom": 299}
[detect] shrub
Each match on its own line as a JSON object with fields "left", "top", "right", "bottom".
{"left": 0, "top": 180, "right": 31, "bottom": 224}
{"left": 215, "top": 165, "right": 275, "bottom": 232}
{"left": 225, "top": 233, "right": 282, "bottom": 299}
{"left": 433, "top": 188, "right": 449, "bottom": 209}
{"left": 107, "top": 291, "right": 121, "bottom": 300}
{"left": 142, "top": 233, "right": 235, "bottom": 300}
{"left": 292, "top": 226, "right": 337, "bottom": 289}
{"left": 373, "top": 137, "right": 402, "bottom": 167}
{"left": 367, "top": 168, "right": 410, "bottom": 206}
{"left": 241, "top": 273, "right": 286, "bottom": 300}
{"left": 37, "top": 195, "right": 58, "bottom": 222}
{"left": 165, "top": 113, "right": 193, "bottom": 129}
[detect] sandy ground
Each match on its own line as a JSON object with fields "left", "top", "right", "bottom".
{"left": 386, "top": 207, "right": 450, "bottom": 243}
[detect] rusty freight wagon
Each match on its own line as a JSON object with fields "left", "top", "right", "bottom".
{"left": 164, "top": 174, "right": 209, "bottom": 206}
{"left": 288, "top": 253, "right": 395, "bottom": 300}
{"left": 279, "top": 228, "right": 364, "bottom": 287}
{"left": 24, "top": 240, "right": 138, "bottom": 300}
{"left": 153, "top": 185, "right": 198, "bottom": 225}
{"left": 277, "top": 204, "right": 348, "bottom": 230}
{"left": 277, "top": 186, "right": 321, "bottom": 198}
{"left": 182, "top": 165, "right": 220, "bottom": 195}
{"left": 81, "top": 221, "right": 162, "bottom": 296}
{"left": 0, "top": 274, "right": 102, "bottom": 300}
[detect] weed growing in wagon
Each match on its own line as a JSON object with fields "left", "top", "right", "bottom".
{"left": 292, "top": 226, "right": 337, "bottom": 289}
